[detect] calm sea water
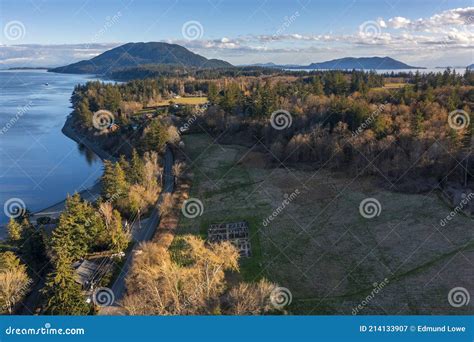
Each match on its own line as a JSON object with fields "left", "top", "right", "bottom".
{"left": 0, "top": 70, "right": 104, "bottom": 223}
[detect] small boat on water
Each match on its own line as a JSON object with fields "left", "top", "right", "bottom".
{"left": 44, "top": 83, "right": 49, "bottom": 86}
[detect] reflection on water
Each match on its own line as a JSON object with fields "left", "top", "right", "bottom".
{"left": 77, "top": 143, "right": 99, "bottom": 166}
{"left": 0, "top": 70, "right": 106, "bottom": 223}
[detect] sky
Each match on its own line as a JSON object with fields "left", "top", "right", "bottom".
{"left": 0, "top": 0, "right": 473, "bottom": 68}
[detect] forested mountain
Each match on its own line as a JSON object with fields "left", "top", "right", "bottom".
{"left": 297, "top": 57, "right": 421, "bottom": 70}
{"left": 49, "top": 42, "right": 232, "bottom": 75}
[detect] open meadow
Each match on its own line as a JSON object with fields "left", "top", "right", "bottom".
{"left": 178, "top": 134, "right": 474, "bottom": 314}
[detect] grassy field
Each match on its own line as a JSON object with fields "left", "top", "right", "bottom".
{"left": 177, "top": 134, "right": 268, "bottom": 280}
{"left": 156, "top": 96, "right": 208, "bottom": 106}
{"left": 178, "top": 134, "right": 474, "bottom": 314}
{"left": 382, "top": 82, "right": 408, "bottom": 89}
{"left": 371, "top": 82, "right": 410, "bottom": 92}
{"left": 133, "top": 97, "right": 209, "bottom": 115}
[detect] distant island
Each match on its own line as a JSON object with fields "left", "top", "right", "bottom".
{"left": 7, "top": 67, "right": 49, "bottom": 70}
{"left": 248, "top": 57, "right": 423, "bottom": 70}
{"left": 49, "top": 42, "right": 232, "bottom": 75}
{"left": 49, "top": 43, "right": 425, "bottom": 77}
{"left": 435, "top": 66, "right": 471, "bottom": 69}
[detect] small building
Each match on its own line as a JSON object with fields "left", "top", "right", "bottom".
{"left": 107, "top": 123, "right": 120, "bottom": 133}
{"left": 73, "top": 258, "right": 114, "bottom": 290}
{"left": 208, "top": 221, "right": 251, "bottom": 257}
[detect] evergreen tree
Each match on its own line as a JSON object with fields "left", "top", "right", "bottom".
{"left": 412, "top": 109, "right": 424, "bottom": 136}
{"left": 51, "top": 194, "right": 101, "bottom": 261}
{"left": 42, "top": 252, "right": 90, "bottom": 315}
{"left": 101, "top": 161, "right": 129, "bottom": 202}
{"left": 20, "top": 219, "right": 47, "bottom": 269}
{"left": 129, "top": 149, "right": 145, "bottom": 185}
{"left": 101, "top": 160, "right": 116, "bottom": 200}
{"left": 118, "top": 155, "right": 130, "bottom": 175}
{"left": 0, "top": 251, "right": 22, "bottom": 271}
{"left": 74, "top": 98, "right": 92, "bottom": 128}
{"left": 220, "top": 82, "right": 240, "bottom": 112}
{"left": 143, "top": 120, "right": 169, "bottom": 152}
{"left": 109, "top": 210, "right": 129, "bottom": 253}
{"left": 104, "top": 85, "right": 122, "bottom": 112}
{"left": 312, "top": 76, "right": 324, "bottom": 95}
{"left": 84, "top": 208, "right": 108, "bottom": 252}
{"left": 113, "top": 162, "right": 129, "bottom": 199}
{"left": 7, "top": 218, "right": 22, "bottom": 242}
{"left": 208, "top": 82, "right": 219, "bottom": 104}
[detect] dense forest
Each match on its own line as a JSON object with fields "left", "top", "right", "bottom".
{"left": 71, "top": 68, "right": 473, "bottom": 190}
{"left": 3, "top": 67, "right": 471, "bottom": 316}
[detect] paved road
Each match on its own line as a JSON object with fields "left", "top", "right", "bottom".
{"left": 109, "top": 146, "right": 174, "bottom": 306}
{"left": 20, "top": 146, "right": 174, "bottom": 314}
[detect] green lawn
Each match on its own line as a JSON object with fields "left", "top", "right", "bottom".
{"left": 177, "top": 134, "right": 268, "bottom": 281}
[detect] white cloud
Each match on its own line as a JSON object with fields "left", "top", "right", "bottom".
{"left": 387, "top": 7, "right": 474, "bottom": 32}
{"left": 0, "top": 43, "right": 120, "bottom": 67}
{"left": 377, "top": 18, "right": 387, "bottom": 28}
{"left": 388, "top": 17, "right": 411, "bottom": 29}
{"left": 0, "top": 7, "right": 472, "bottom": 68}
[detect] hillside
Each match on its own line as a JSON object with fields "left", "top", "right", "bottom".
{"left": 303, "top": 56, "right": 421, "bottom": 70}
{"left": 49, "top": 42, "right": 232, "bottom": 74}
{"left": 251, "top": 57, "right": 421, "bottom": 70}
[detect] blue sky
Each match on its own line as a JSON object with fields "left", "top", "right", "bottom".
{"left": 0, "top": 0, "right": 473, "bottom": 67}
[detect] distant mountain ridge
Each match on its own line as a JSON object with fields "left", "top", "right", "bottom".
{"left": 49, "top": 42, "right": 232, "bottom": 74}
{"left": 244, "top": 62, "right": 301, "bottom": 68}
{"left": 248, "top": 57, "right": 422, "bottom": 70}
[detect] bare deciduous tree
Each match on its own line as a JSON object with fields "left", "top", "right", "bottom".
{"left": 0, "top": 252, "right": 31, "bottom": 314}
{"left": 159, "top": 193, "right": 174, "bottom": 216}
{"left": 123, "top": 236, "right": 239, "bottom": 315}
{"left": 99, "top": 202, "right": 113, "bottom": 229}
{"left": 226, "top": 279, "right": 276, "bottom": 315}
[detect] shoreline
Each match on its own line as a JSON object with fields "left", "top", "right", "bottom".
{"left": 29, "top": 117, "right": 113, "bottom": 223}
{"left": 61, "top": 116, "right": 115, "bottom": 162}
